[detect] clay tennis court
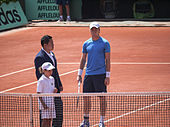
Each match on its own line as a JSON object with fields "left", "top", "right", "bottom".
{"left": 0, "top": 26, "right": 170, "bottom": 93}
{"left": 0, "top": 26, "right": 170, "bottom": 126}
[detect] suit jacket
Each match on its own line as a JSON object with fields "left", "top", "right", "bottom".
{"left": 34, "top": 49, "right": 62, "bottom": 93}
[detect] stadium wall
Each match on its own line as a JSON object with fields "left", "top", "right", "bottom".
{"left": 0, "top": 1, "right": 28, "bottom": 31}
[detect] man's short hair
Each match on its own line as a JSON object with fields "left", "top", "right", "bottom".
{"left": 41, "top": 35, "right": 52, "bottom": 47}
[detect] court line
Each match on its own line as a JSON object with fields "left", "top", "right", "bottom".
{"left": 0, "top": 67, "right": 34, "bottom": 78}
{"left": 0, "top": 63, "right": 79, "bottom": 78}
{"left": 0, "top": 81, "right": 38, "bottom": 93}
{"left": 0, "top": 62, "right": 170, "bottom": 92}
{"left": 0, "top": 69, "right": 78, "bottom": 93}
{"left": 92, "top": 97, "right": 170, "bottom": 127}
{"left": 1, "top": 62, "right": 170, "bottom": 78}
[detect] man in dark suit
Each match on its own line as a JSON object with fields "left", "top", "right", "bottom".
{"left": 34, "top": 35, "right": 63, "bottom": 127}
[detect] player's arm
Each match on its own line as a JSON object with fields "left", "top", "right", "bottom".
{"left": 37, "top": 80, "right": 48, "bottom": 109}
{"left": 105, "top": 52, "right": 110, "bottom": 86}
{"left": 37, "top": 92, "right": 48, "bottom": 109}
{"left": 77, "top": 53, "right": 87, "bottom": 83}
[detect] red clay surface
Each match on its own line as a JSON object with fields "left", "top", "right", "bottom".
{"left": 0, "top": 27, "right": 170, "bottom": 93}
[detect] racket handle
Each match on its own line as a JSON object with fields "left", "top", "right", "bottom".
{"left": 78, "top": 81, "right": 81, "bottom": 94}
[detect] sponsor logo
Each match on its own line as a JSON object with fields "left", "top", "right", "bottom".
{"left": 0, "top": 8, "right": 21, "bottom": 26}
{"left": 37, "top": 0, "right": 56, "bottom": 4}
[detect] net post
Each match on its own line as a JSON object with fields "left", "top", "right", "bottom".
{"left": 29, "top": 94, "right": 33, "bottom": 127}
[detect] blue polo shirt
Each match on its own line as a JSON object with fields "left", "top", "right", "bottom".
{"left": 82, "top": 37, "right": 110, "bottom": 75}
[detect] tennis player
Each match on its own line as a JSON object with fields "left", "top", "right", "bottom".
{"left": 77, "top": 22, "right": 111, "bottom": 127}
{"left": 37, "top": 62, "right": 58, "bottom": 127}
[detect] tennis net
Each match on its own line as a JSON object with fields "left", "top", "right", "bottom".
{"left": 0, "top": 92, "right": 169, "bottom": 127}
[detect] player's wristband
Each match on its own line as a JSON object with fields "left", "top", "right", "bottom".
{"left": 106, "top": 71, "right": 110, "bottom": 78}
{"left": 78, "top": 69, "right": 83, "bottom": 76}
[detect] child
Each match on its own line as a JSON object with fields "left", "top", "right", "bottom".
{"left": 37, "top": 62, "right": 58, "bottom": 127}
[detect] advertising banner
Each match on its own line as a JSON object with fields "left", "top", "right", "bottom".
{"left": 25, "top": 0, "right": 59, "bottom": 20}
{"left": 0, "top": 1, "right": 28, "bottom": 31}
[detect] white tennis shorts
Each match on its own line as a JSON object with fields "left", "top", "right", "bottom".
{"left": 41, "top": 107, "right": 56, "bottom": 119}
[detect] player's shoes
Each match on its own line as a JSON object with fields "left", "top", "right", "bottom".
{"left": 99, "top": 122, "right": 105, "bottom": 127}
{"left": 66, "top": 17, "right": 71, "bottom": 22}
{"left": 57, "top": 17, "right": 64, "bottom": 22}
{"left": 79, "top": 120, "right": 90, "bottom": 127}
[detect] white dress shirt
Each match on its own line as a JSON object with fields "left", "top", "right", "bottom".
{"left": 42, "top": 48, "right": 55, "bottom": 66}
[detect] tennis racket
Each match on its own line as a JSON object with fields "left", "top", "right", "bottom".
{"left": 76, "top": 81, "right": 81, "bottom": 108}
